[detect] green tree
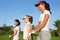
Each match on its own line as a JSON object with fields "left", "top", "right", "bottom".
{"left": 53, "top": 20, "right": 60, "bottom": 35}
{"left": 32, "top": 25, "right": 35, "bottom": 29}
{"left": 2, "top": 24, "right": 13, "bottom": 31}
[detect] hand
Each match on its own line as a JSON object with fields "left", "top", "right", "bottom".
{"left": 31, "top": 30, "right": 35, "bottom": 33}
{"left": 29, "top": 33, "right": 31, "bottom": 36}
{"left": 9, "top": 35, "right": 12, "bottom": 38}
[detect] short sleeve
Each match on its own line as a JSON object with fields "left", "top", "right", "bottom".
{"left": 44, "top": 10, "right": 50, "bottom": 15}
{"left": 14, "top": 27, "right": 18, "bottom": 30}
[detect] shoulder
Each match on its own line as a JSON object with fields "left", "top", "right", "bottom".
{"left": 44, "top": 10, "right": 50, "bottom": 15}
{"left": 27, "top": 22, "right": 31, "bottom": 27}
{"left": 27, "top": 22, "right": 31, "bottom": 25}
{"left": 15, "top": 26, "right": 20, "bottom": 30}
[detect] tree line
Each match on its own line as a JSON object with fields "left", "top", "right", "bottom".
{"left": 0, "top": 20, "right": 60, "bottom": 36}
{"left": 0, "top": 24, "right": 13, "bottom": 35}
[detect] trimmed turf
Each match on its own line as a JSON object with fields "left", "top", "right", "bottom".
{"left": 0, "top": 34, "right": 60, "bottom": 40}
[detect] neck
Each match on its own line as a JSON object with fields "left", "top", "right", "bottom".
{"left": 41, "top": 8, "right": 46, "bottom": 13}
{"left": 26, "top": 21, "right": 29, "bottom": 23}
{"left": 16, "top": 25, "right": 19, "bottom": 27}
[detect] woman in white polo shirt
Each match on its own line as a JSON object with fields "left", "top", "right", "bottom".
{"left": 9, "top": 19, "right": 20, "bottom": 40}
{"left": 32, "top": 1, "right": 51, "bottom": 40}
{"left": 23, "top": 15, "right": 33, "bottom": 40}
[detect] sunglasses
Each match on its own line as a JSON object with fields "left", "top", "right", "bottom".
{"left": 22, "top": 18, "right": 25, "bottom": 20}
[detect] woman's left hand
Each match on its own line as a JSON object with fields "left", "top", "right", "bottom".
{"left": 9, "top": 35, "right": 12, "bottom": 38}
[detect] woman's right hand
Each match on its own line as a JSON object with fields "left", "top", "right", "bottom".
{"left": 31, "top": 30, "right": 35, "bottom": 33}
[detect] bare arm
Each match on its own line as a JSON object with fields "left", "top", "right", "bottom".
{"left": 11, "top": 29, "right": 17, "bottom": 37}
{"left": 34, "top": 14, "right": 50, "bottom": 32}
{"left": 27, "top": 24, "right": 31, "bottom": 33}
{"left": 26, "top": 24, "right": 31, "bottom": 40}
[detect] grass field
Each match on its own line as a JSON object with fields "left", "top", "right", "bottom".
{"left": 0, "top": 33, "right": 60, "bottom": 40}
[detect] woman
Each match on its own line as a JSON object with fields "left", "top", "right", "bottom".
{"left": 32, "top": 1, "right": 51, "bottom": 40}
{"left": 23, "top": 15, "right": 33, "bottom": 40}
{"left": 9, "top": 19, "right": 20, "bottom": 40}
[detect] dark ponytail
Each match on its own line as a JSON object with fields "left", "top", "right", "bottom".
{"left": 45, "top": 3, "right": 51, "bottom": 14}
{"left": 29, "top": 16, "right": 33, "bottom": 23}
{"left": 26, "top": 15, "right": 33, "bottom": 23}
{"left": 45, "top": 3, "right": 50, "bottom": 11}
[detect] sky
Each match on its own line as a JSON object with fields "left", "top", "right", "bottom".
{"left": 0, "top": 0, "right": 60, "bottom": 30}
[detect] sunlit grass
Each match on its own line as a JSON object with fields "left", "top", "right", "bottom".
{"left": 0, "top": 33, "right": 60, "bottom": 40}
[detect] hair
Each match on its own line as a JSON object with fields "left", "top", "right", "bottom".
{"left": 14, "top": 19, "right": 20, "bottom": 26}
{"left": 26, "top": 15, "right": 33, "bottom": 23}
{"left": 40, "top": 1, "right": 51, "bottom": 14}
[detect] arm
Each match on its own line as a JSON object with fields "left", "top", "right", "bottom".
{"left": 27, "top": 24, "right": 31, "bottom": 33}
{"left": 34, "top": 14, "right": 50, "bottom": 32}
{"left": 9, "top": 29, "right": 18, "bottom": 37}
{"left": 26, "top": 24, "right": 31, "bottom": 39}
{"left": 11, "top": 29, "right": 17, "bottom": 37}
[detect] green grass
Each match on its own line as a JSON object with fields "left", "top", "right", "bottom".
{"left": 0, "top": 34, "right": 23, "bottom": 40}
{"left": 0, "top": 34, "right": 60, "bottom": 40}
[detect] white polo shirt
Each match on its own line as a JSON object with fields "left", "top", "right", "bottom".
{"left": 39, "top": 10, "right": 50, "bottom": 31}
{"left": 13, "top": 26, "right": 20, "bottom": 40}
{"left": 23, "top": 22, "right": 32, "bottom": 39}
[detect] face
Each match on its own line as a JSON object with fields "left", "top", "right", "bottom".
{"left": 23, "top": 16, "right": 29, "bottom": 23}
{"left": 38, "top": 4, "right": 45, "bottom": 11}
{"left": 14, "top": 21, "right": 18, "bottom": 26}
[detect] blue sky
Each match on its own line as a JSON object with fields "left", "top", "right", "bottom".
{"left": 0, "top": 0, "right": 60, "bottom": 30}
